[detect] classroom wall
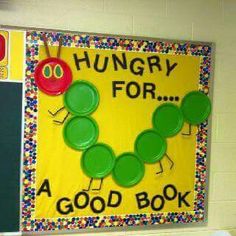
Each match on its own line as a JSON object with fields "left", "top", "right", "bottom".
{"left": 0, "top": 0, "right": 236, "bottom": 235}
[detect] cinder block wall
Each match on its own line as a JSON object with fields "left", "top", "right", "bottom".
{"left": 0, "top": 0, "right": 236, "bottom": 235}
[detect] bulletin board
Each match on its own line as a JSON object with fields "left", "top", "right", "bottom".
{"left": 0, "top": 28, "right": 213, "bottom": 233}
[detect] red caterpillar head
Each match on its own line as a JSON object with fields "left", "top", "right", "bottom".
{"left": 35, "top": 57, "right": 72, "bottom": 95}
{"left": 34, "top": 35, "right": 72, "bottom": 96}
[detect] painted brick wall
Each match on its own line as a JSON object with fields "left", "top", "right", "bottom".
{"left": 0, "top": 0, "right": 236, "bottom": 235}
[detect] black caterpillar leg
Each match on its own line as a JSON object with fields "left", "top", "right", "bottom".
{"left": 92, "top": 178, "right": 103, "bottom": 191}
{"left": 48, "top": 106, "right": 65, "bottom": 117}
{"left": 83, "top": 178, "right": 93, "bottom": 191}
{"left": 156, "top": 161, "right": 163, "bottom": 175}
{"left": 53, "top": 112, "right": 70, "bottom": 124}
{"left": 182, "top": 123, "right": 192, "bottom": 136}
{"left": 165, "top": 153, "right": 174, "bottom": 170}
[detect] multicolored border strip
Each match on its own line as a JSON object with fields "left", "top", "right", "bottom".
{"left": 22, "top": 31, "right": 212, "bottom": 232}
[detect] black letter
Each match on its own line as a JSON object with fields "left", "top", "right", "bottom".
{"left": 112, "top": 81, "right": 125, "bottom": 97}
{"left": 107, "top": 190, "right": 122, "bottom": 207}
{"left": 94, "top": 54, "right": 109, "bottom": 72}
{"left": 112, "top": 53, "right": 127, "bottom": 71}
{"left": 135, "top": 192, "right": 150, "bottom": 209}
{"left": 151, "top": 195, "right": 165, "bottom": 211}
{"left": 130, "top": 58, "right": 144, "bottom": 76}
{"left": 178, "top": 191, "right": 191, "bottom": 208}
{"left": 36, "top": 179, "right": 51, "bottom": 197}
{"left": 73, "top": 52, "right": 90, "bottom": 70}
{"left": 147, "top": 55, "right": 162, "bottom": 73}
{"left": 56, "top": 197, "right": 73, "bottom": 215}
{"left": 143, "top": 82, "right": 156, "bottom": 99}
{"left": 90, "top": 196, "right": 106, "bottom": 213}
{"left": 163, "top": 184, "right": 178, "bottom": 201}
{"left": 74, "top": 191, "right": 89, "bottom": 209}
{"left": 126, "top": 81, "right": 140, "bottom": 98}
{"left": 166, "top": 59, "right": 177, "bottom": 76}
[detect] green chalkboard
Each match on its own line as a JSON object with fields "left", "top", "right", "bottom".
{"left": 0, "top": 82, "right": 22, "bottom": 232}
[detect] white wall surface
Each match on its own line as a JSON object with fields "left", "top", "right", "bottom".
{"left": 0, "top": 0, "right": 236, "bottom": 235}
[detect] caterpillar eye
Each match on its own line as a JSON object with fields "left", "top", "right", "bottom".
{"left": 54, "top": 64, "right": 64, "bottom": 79}
{"left": 43, "top": 64, "right": 52, "bottom": 79}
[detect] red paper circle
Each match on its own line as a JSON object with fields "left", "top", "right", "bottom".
{"left": 35, "top": 57, "right": 72, "bottom": 96}
{"left": 0, "top": 35, "right": 6, "bottom": 61}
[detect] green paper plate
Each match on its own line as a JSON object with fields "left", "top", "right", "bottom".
{"left": 81, "top": 143, "right": 115, "bottom": 179}
{"left": 64, "top": 80, "right": 99, "bottom": 116}
{"left": 135, "top": 129, "right": 167, "bottom": 164}
{"left": 63, "top": 116, "right": 98, "bottom": 150}
{"left": 181, "top": 91, "right": 211, "bottom": 125}
{"left": 152, "top": 103, "right": 184, "bottom": 137}
{"left": 112, "top": 153, "right": 144, "bottom": 188}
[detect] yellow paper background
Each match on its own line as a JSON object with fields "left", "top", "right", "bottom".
{"left": 35, "top": 46, "right": 199, "bottom": 218}
{"left": 9, "top": 31, "right": 24, "bottom": 81}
